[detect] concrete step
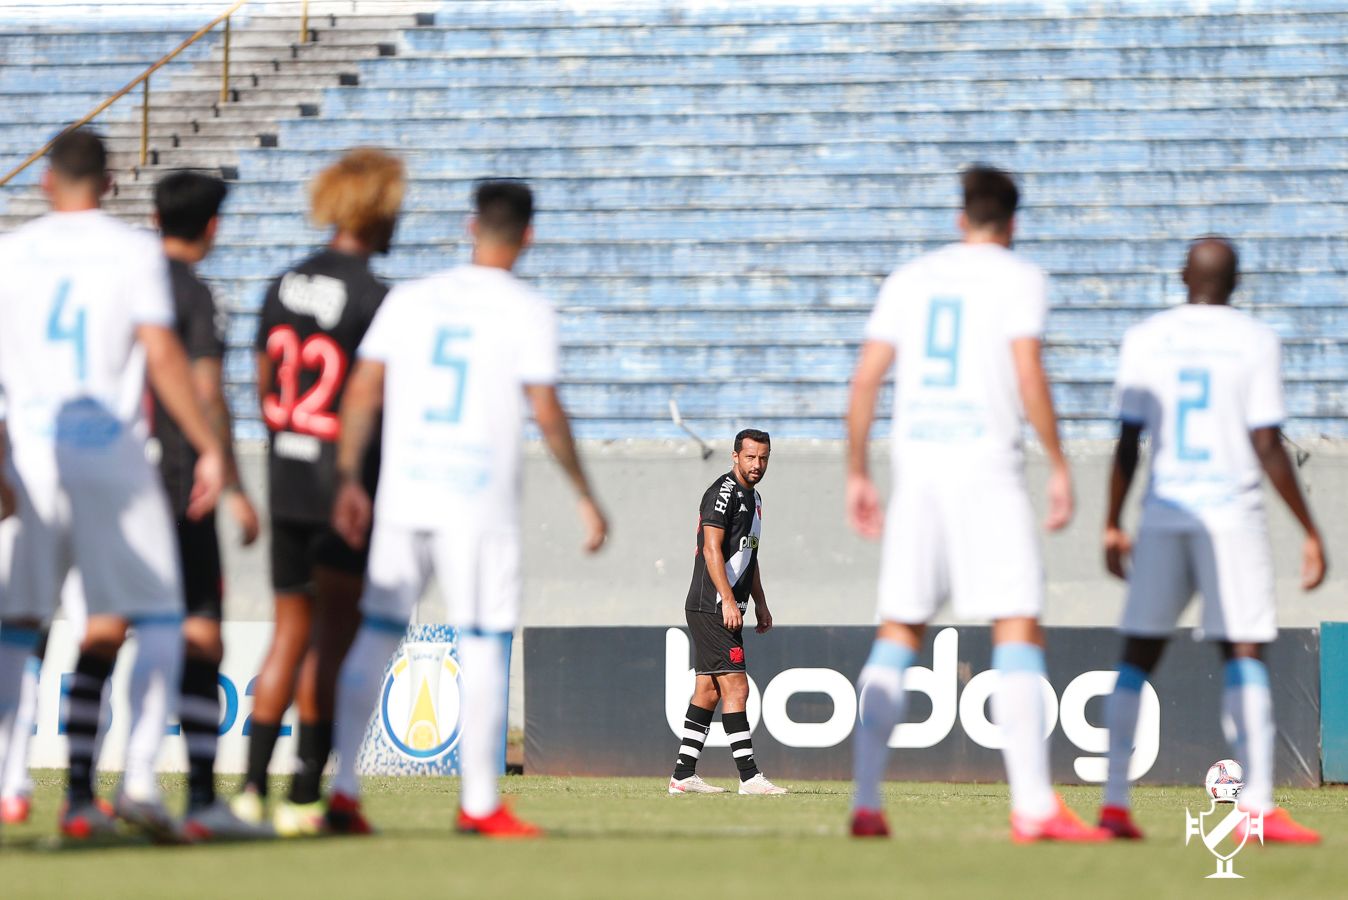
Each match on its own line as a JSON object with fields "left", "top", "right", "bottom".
{"left": 228, "top": 137, "right": 1348, "bottom": 179}
{"left": 15, "top": 169, "right": 1348, "bottom": 212}
{"left": 206, "top": 202, "right": 1348, "bottom": 243}
{"left": 271, "top": 108, "right": 1348, "bottom": 146}
{"left": 190, "top": 236, "right": 1348, "bottom": 282}
{"left": 312, "top": 81, "right": 1348, "bottom": 118}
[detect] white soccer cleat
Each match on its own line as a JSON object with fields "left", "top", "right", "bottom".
{"left": 183, "top": 800, "right": 276, "bottom": 842}
{"left": 738, "top": 774, "right": 788, "bottom": 795}
{"left": 668, "top": 774, "right": 727, "bottom": 795}
{"left": 274, "top": 800, "right": 326, "bottom": 838}
{"left": 230, "top": 790, "right": 266, "bottom": 826}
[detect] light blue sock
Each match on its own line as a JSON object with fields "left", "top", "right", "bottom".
{"left": 852, "top": 640, "right": 917, "bottom": 811}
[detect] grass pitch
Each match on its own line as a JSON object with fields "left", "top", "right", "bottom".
{"left": 2, "top": 773, "right": 1346, "bottom": 899}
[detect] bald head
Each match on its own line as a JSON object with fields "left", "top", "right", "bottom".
{"left": 1183, "top": 237, "right": 1239, "bottom": 305}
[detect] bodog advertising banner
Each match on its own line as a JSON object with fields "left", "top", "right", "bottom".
{"left": 525, "top": 626, "right": 1320, "bottom": 786}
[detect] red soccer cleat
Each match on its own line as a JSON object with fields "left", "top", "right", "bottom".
{"left": 325, "top": 792, "right": 374, "bottom": 836}
{"left": 1011, "top": 796, "right": 1112, "bottom": 844}
{"left": 456, "top": 805, "right": 543, "bottom": 839}
{"left": 1238, "top": 807, "right": 1320, "bottom": 845}
{"left": 1098, "top": 805, "right": 1145, "bottom": 840}
{"left": 850, "top": 808, "right": 890, "bottom": 838}
{"left": 1, "top": 795, "right": 31, "bottom": 825}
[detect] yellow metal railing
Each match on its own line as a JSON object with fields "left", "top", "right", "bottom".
{"left": 0, "top": 0, "right": 251, "bottom": 187}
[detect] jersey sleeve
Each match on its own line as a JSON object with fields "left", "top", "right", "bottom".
{"left": 517, "top": 299, "right": 559, "bottom": 385}
{"left": 356, "top": 289, "right": 401, "bottom": 363}
{"left": 1003, "top": 265, "right": 1049, "bottom": 340}
{"left": 128, "top": 238, "right": 174, "bottom": 327}
{"left": 698, "top": 481, "right": 731, "bottom": 531}
{"left": 182, "top": 286, "right": 226, "bottom": 360}
{"left": 1246, "top": 330, "right": 1287, "bottom": 429}
{"left": 863, "top": 271, "right": 904, "bottom": 346}
{"left": 1112, "top": 329, "right": 1148, "bottom": 426}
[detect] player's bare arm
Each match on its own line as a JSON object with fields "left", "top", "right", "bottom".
{"left": 700, "top": 524, "right": 744, "bottom": 630}
{"left": 1252, "top": 427, "right": 1327, "bottom": 590}
{"left": 1103, "top": 422, "right": 1143, "bottom": 579}
{"left": 1011, "top": 336, "right": 1073, "bottom": 531}
{"left": 191, "top": 356, "right": 259, "bottom": 545}
{"left": 526, "top": 384, "right": 607, "bottom": 553}
{"left": 138, "top": 323, "right": 223, "bottom": 521}
{"left": 0, "top": 420, "right": 13, "bottom": 520}
{"left": 846, "top": 339, "right": 896, "bottom": 539}
{"left": 750, "top": 564, "right": 772, "bottom": 633}
{"left": 331, "top": 358, "right": 385, "bottom": 550}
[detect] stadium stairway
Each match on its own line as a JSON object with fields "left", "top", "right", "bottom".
{"left": 3, "top": 1, "right": 1348, "bottom": 441}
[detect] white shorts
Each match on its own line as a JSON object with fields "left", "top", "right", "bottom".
{"left": 877, "top": 473, "right": 1043, "bottom": 624}
{"left": 0, "top": 516, "right": 88, "bottom": 629}
{"left": 361, "top": 521, "right": 521, "bottom": 634}
{"left": 1121, "top": 521, "right": 1276, "bottom": 643}
{"left": 1, "top": 440, "right": 181, "bottom": 623}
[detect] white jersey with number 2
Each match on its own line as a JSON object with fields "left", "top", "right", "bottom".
{"left": 358, "top": 263, "right": 558, "bottom": 531}
{"left": 1115, "top": 303, "right": 1285, "bottom": 530}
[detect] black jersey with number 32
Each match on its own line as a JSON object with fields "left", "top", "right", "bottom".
{"left": 255, "top": 249, "right": 385, "bottom": 523}
{"left": 685, "top": 471, "right": 762, "bottom": 614}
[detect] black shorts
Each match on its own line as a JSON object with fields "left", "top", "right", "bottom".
{"left": 270, "top": 519, "right": 369, "bottom": 594}
{"left": 177, "top": 514, "right": 223, "bottom": 620}
{"left": 686, "top": 608, "right": 746, "bottom": 675}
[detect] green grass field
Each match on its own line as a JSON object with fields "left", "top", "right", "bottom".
{"left": 2, "top": 772, "right": 1346, "bottom": 899}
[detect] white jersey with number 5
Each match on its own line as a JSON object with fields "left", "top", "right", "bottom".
{"left": 1114, "top": 304, "right": 1284, "bottom": 530}
{"left": 865, "top": 242, "right": 1048, "bottom": 476}
{"left": 358, "top": 264, "right": 558, "bottom": 531}
{"left": 0, "top": 210, "right": 172, "bottom": 471}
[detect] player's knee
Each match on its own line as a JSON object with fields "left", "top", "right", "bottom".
{"left": 719, "top": 673, "right": 750, "bottom": 704}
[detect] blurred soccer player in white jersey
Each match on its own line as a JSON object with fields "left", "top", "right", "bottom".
{"left": 845, "top": 166, "right": 1107, "bottom": 842}
{"left": 326, "top": 180, "right": 607, "bottom": 837}
{"left": 0, "top": 129, "right": 224, "bottom": 840}
{"left": 1097, "top": 238, "right": 1324, "bottom": 843}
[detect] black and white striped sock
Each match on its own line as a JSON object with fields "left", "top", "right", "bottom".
{"left": 672, "top": 704, "right": 714, "bottom": 780}
{"left": 65, "top": 653, "right": 113, "bottom": 805}
{"left": 180, "top": 656, "right": 221, "bottom": 812}
{"left": 723, "top": 710, "right": 760, "bottom": 782}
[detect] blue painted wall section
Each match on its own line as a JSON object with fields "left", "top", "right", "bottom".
{"left": 1319, "top": 622, "right": 1348, "bottom": 782}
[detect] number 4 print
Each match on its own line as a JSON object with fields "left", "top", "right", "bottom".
{"left": 47, "top": 278, "right": 87, "bottom": 381}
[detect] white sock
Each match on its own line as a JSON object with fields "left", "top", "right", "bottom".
{"left": 332, "top": 622, "right": 403, "bottom": 798}
{"left": 458, "top": 632, "right": 510, "bottom": 818}
{"left": 993, "top": 642, "right": 1057, "bottom": 820}
{"left": 1, "top": 651, "right": 41, "bottom": 798}
{"left": 0, "top": 628, "right": 41, "bottom": 788}
{"left": 1103, "top": 663, "right": 1147, "bottom": 809}
{"left": 1221, "top": 658, "right": 1275, "bottom": 813}
{"left": 121, "top": 621, "right": 183, "bottom": 802}
{"left": 851, "top": 640, "right": 915, "bottom": 812}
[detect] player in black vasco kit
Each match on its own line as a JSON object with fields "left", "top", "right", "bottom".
{"left": 669, "top": 429, "right": 787, "bottom": 795}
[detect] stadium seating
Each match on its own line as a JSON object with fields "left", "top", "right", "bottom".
{"left": 2, "top": 2, "right": 1347, "bottom": 440}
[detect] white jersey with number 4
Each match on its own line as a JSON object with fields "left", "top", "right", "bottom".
{"left": 358, "top": 263, "right": 558, "bottom": 531}
{"left": 865, "top": 242, "right": 1048, "bottom": 477}
{"left": 0, "top": 209, "right": 181, "bottom": 621}
{"left": 1115, "top": 303, "right": 1285, "bottom": 530}
{"left": 0, "top": 210, "right": 172, "bottom": 471}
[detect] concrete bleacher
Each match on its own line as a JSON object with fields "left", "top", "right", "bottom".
{"left": 3, "top": 1, "right": 1347, "bottom": 442}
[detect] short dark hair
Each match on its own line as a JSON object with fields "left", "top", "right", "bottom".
{"left": 47, "top": 128, "right": 107, "bottom": 182}
{"left": 474, "top": 179, "right": 533, "bottom": 246}
{"left": 734, "top": 429, "right": 771, "bottom": 452}
{"left": 961, "top": 165, "right": 1019, "bottom": 229}
{"left": 155, "top": 171, "right": 228, "bottom": 241}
